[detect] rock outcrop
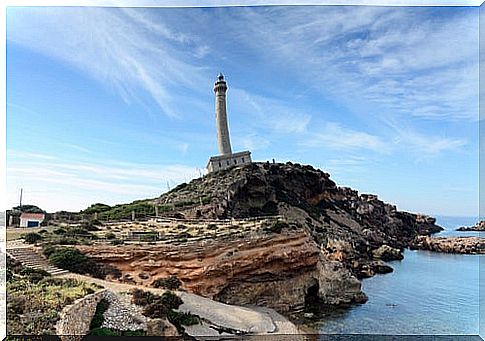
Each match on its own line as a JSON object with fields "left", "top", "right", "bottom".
{"left": 411, "top": 236, "right": 485, "bottom": 254}
{"left": 78, "top": 229, "right": 366, "bottom": 314}
{"left": 457, "top": 220, "right": 485, "bottom": 231}
{"left": 153, "top": 162, "right": 441, "bottom": 271}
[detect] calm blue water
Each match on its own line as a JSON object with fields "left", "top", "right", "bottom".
{"left": 318, "top": 216, "right": 482, "bottom": 335}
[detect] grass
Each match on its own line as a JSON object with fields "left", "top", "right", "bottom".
{"left": 7, "top": 274, "right": 101, "bottom": 335}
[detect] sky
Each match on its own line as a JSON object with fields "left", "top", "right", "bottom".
{"left": 5, "top": 5, "right": 479, "bottom": 216}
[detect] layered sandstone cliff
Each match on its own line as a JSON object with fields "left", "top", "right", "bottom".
{"left": 78, "top": 229, "right": 366, "bottom": 313}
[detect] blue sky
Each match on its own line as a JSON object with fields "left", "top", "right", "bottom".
{"left": 6, "top": 5, "right": 479, "bottom": 216}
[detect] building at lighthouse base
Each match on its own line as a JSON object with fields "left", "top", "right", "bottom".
{"left": 207, "top": 150, "right": 252, "bottom": 173}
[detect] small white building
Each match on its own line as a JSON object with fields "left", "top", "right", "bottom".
{"left": 19, "top": 212, "right": 45, "bottom": 228}
{"left": 207, "top": 150, "right": 252, "bottom": 173}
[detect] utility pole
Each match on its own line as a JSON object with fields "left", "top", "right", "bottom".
{"left": 19, "top": 188, "right": 23, "bottom": 210}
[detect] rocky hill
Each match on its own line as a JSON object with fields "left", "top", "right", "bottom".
{"left": 153, "top": 162, "right": 441, "bottom": 260}
{"left": 78, "top": 162, "right": 442, "bottom": 316}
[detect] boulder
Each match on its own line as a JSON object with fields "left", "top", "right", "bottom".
{"left": 372, "top": 245, "right": 403, "bottom": 261}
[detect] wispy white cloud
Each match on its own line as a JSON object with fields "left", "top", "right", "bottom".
{"left": 240, "top": 133, "right": 271, "bottom": 151}
{"left": 301, "top": 122, "right": 389, "bottom": 152}
{"left": 63, "top": 143, "right": 91, "bottom": 153}
{"left": 393, "top": 130, "right": 467, "bottom": 156}
{"left": 8, "top": 149, "right": 57, "bottom": 160}
{"left": 231, "top": 88, "right": 311, "bottom": 134}
{"left": 6, "top": 157, "right": 200, "bottom": 211}
{"left": 7, "top": 7, "right": 210, "bottom": 118}
{"left": 226, "top": 6, "right": 478, "bottom": 123}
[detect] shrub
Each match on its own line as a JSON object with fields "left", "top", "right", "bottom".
{"left": 38, "top": 229, "right": 48, "bottom": 234}
{"left": 57, "top": 237, "right": 80, "bottom": 245}
{"left": 111, "top": 239, "right": 123, "bottom": 245}
{"left": 24, "top": 232, "right": 42, "bottom": 244}
{"left": 6, "top": 269, "right": 13, "bottom": 282}
{"left": 90, "top": 298, "right": 110, "bottom": 329}
{"left": 81, "top": 221, "right": 100, "bottom": 231}
{"left": 151, "top": 275, "right": 182, "bottom": 290}
{"left": 131, "top": 289, "right": 158, "bottom": 306}
{"left": 7, "top": 296, "right": 27, "bottom": 315}
{"left": 161, "top": 291, "right": 183, "bottom": 309}
{"left": 167, "top": 310, "right": 200, "bottom": 328}
{"left": 48, "top": 248, "right": 90, "bottom": 273}
{"left": 142, "top": 301, "right": 171, "bottom": 319}
{"left": 19, "top": 267, "right": 50, "bottom": 283}
{"left": 53, "top": 228, "right": 66, "bottom": 235}
{"left": 47, "top": 247, "right": 120, "bottom": 279}
{"left": 89, "top": 327, "right": 118, "bottom": 336}
{"left": 41, "top": 245, "right": 58, "bottom": 258}
{"left": 105, "top": 232, "right": 116, "bottom": 240}
{"left": 66, "top": 227, "right": 92, "bottom": 236}
{"left": 266, "top": 221, "right": 289, "bottom": 234}
{"left": 91, "top": 264, "right": 122, "bottom": 280}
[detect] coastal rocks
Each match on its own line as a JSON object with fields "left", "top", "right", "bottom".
{"left": 372, "top": 245, "right": 404, "bottom": 261}
{"left": 354, "top": 260, "right": 393, "bottom": 278}
{"left": 457, "top": 220, "right": 485, "bottom": 231}
{"left": 411, "top": 236, "right": 485, "bottom": 254}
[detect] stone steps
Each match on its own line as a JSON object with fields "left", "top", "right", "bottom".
{"left": 7, "top": 247, "right": 69, "bottom": 276}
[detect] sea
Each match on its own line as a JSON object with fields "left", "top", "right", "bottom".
{"left": 317, "top": 215, "right": 483, "bottom": 336}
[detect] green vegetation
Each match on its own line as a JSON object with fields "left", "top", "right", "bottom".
{"left": 83, "top": 200, "right": 172, "bottom": 221}
{"left": 130, "top": 289, "right": 197, "bottom": 331}
{"left": 7, "top": 256, "right": 101, "bottom": 335}
{"left": 12, "top": 204, "right": 44, "bottom": 213}
{"left": 151, "top": 275, "right": 182, "bottom": 290}
{"left": 44, "top": 246, "right": 121, "bottom": 279}
{"left": 105, "top": 232, "right": 116, "bottom": 240}
{"left": 167, "top": 310, "right": 200, "bottom": 328}
{"left": 89, "top": 298, "right": 110, "bottom": 329}
{"left": 264, "top": 220, "right": 289, "bottom": 234}
{"left": 82, "top": 203, "right": 112, "bottom": 215}
{"left": 23, "top": 232, "right": 43, "bottom": 244}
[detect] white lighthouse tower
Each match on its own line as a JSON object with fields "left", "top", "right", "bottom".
{"left": 207, "top": 73, "right": 251, "bottom": 173}
{"left": 214, "top": 73, "right": 232, "bottom": 156}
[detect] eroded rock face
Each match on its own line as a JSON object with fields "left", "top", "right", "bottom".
{"left": 78, "top": 230, "right": 365, "bottom": 313}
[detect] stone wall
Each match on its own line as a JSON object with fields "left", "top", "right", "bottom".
{"left": 55, "top": 288, "right": 108, "bottom": 338}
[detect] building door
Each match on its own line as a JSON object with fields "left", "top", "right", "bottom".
{"left": 27, "top": 221, "right": 39, "bottom": 228}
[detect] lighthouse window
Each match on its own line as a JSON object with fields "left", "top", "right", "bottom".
{"left": 241, "top": 157, "right": 245, "bottom": 162}
{"left": 234, "top": 160, "right": 237, "bottom": 164}
{"left": 227, "top": 160, "right": 230, "bottom": 166}
{"left": 219, "top": 162, "right": 222, "bottom": 167}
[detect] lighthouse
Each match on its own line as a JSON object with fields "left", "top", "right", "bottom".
{"left": 207, "top": 73, "right": 252, "bottom": 173}
{"left": 214, "top": 73, "right": 232, "bottom": 155}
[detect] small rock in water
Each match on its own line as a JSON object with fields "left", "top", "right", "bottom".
{"left": 303, "top": 312, "right": 314, "bottom": 318}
